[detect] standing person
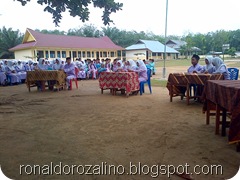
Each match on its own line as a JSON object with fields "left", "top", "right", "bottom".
{"left": 212, "top": 57, "right": 230, "bottom": 80}
{"left": 187, "top": 54, "right": 202, "bottom": 73}
{"left": 201, "top": 56, "right": 215, "bottom": 74}
{"left": 64, "top": 57, "right": 76, "bottom": 90}
{"left": 149, "top": 59, "right": 156, "bottom": 75}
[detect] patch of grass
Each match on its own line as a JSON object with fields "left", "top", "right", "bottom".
{"left": 150, "top": 79, "right": 167, "bottom": 87}
{"left": 155, "top": 59, "right": 206, "bottom": 67}
{"left": 226, "top": 61, "right": 240, "bottom": 68}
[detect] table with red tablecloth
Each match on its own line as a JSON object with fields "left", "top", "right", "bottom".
{"left": 166, "top": 73, "right": 223, "bottom": 104}
{"left": 204, "top": 80, "right": 240, "bottom": 147}
{"left": 98, "top": 72, "right": 139, "bottom": 96}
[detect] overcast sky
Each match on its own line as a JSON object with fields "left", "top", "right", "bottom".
{"left": 0, "top": 0, "right": 240, "bottom": 36}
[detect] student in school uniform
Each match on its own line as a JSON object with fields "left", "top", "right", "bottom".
{"left": 64, "top": 57, "right": 76, "bottom": 90}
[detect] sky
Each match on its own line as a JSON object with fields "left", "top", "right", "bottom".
{"left": 0, "top": 0, "right": 240, "bottom": 36}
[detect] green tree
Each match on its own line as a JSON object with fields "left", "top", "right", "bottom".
{"left": 227, "top": 47, "right": 236, "bottom": 56}
{"left": 0, "top": 27, "right": 23, "bottom": 59}
{"left": 67, "top": 24, "right": 103, "bottom": 37}
{"left": 15, "top": 0, "right": 123, "bottom": 26}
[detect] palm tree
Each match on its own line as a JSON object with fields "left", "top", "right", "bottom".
{"left": 0, "top": 27, "right": 23, "bottom": 59}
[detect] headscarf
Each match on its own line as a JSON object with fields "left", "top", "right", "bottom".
{"left": 38, "top": 58, "right": 47, "bottom": 70}
{"left": 136, "top": 59, "right": 147, "bottom": 72}
{"left": 205, "top": 56, "right": 214, "bottom": 71}
{"left": 117, "top": 60, "right": 123, "bottom": 69}
{"left": 53, "top": 58, "right": 62, "bottom": 70}
{"left": 127, "top": 59, "right": 137, "bottom": 70}
{"left": 212, "top": 57, "right": 226, "bottom": 73}
{"left": 7, "top": 60, "right": 15, "bottom": 71}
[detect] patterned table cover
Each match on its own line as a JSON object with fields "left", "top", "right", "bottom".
{"left": 166, "top": 73, "right": 223, "bottom": 96}
{"left": 205, "top": 80, "right": 240, "bottom": 144}
{"left": 26, "top": 70, "right": 66, "bottom": 90}
{"left": 99, "top": 72, "right": 139, "bottom": 95}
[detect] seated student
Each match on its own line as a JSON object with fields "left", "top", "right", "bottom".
{"left": 187, "top": 54, "right": 202, "bottom": 73}
{"left": 53, "top": 58, "right": 63, "bottom": 70}
{"left": 98, "top": 63, "right": 107, "bottom": 77}
{"left": 64, "top": 57, "right": 76, "bottom": 90}
{"left": 87, "top": 60, "right": 97, "bottom": 79}
{"left": 212, "top": 57, "right": 230, "bottom": 80}
{"left": 131, "top": 60, "right": 148, "bottom": 83}
{"left": 111, "top": 59, "right": 118, "bottom": 72}
{"left": 187, "top": 54, "right": 203, "bottom": 98}
{"left": 105, "top": 58, "right": 111, "bottom": 72}
{"left": 5, "top": 60, "right": 21, "bottom": 84}
{"left": 14, "top": 60, "right": 27, "bottom": 83}
{"left": 0, "top": 61, "right": 7, "bottom": 85}
{"left": 201, "top": 56, "right": 215, "bottom": 74}
{"left": 116, "top": 60, "right": 124, "bottom": 72}
{"left": 126, "top": 59, "right": 137, "bottom": 71}
{"left": 37, "top": 58, "right": 47, "bottom": 70}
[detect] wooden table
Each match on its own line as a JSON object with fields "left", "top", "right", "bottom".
{"left": 98, "top": 72, "right": 139, "bottom": 97}
{"left": 204, "top": 80, "right": 240, "bottom": 151}
{"left": 166, "top": 73, "right": 223, "bottom": 104}
{"left": 26, "top": 70, "right": 66, "bottom": 92}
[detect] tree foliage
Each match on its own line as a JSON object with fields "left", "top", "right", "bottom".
{"left": 1, "top": 25, "right": 240, "bottom": 59}
{"left": 14, "top": 0, "right": 123, "bottom": 26}
{"left": 0, "top": 27, "right": 23, "bottom": 59}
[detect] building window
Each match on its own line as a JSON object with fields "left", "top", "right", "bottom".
{"left": 100, "top": 52, "right": 102, "bottom": 57}
{"left": 111, "top": 51, "right": 115, "bottom": 57}
{"left": 152, "top": 52, "right": 156, "bottom": 56}
{"left": 168, "top": 53, "right": 171, "bottom": 56}
{"left": 72, "top": 51, "right": 77, "bottom": 58}
{"left": 87, "top": 51, "right": 91, "bottom": 58}
{"left": 45, "top": 51, "right": 49, "bottom": 58}
{"left": 62, "top": 51, "right": 66, "bottom": 58}
{"left": 37, "top": 50, "right": 44, "bottom": 58}
{"left": 92, "top": 51, "right": 95, "bottom": 58}
{"left": 78, "top": 51, "right": 81, "bottom": 57}
{"left": 117, "top": 51, "right": 121, "bottom": 57}
{"left": 57, "top": 51, "right": 61, "bottom": 58}
{"left": 103, "top": 51, "right": 107, "bottom": 57}
{"left": 82, "top": 51, "right": 86, "bottom": 58}
{"left": 50, "top": 51, "right": 55, "bottom": 58}
{"left": 158, "top": 53, "right": 162, "bottom": 56}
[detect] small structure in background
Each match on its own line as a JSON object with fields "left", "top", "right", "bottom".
{"left": 125, "top": 39, "right": 179, "bottom": 60}
{"left": 166, "top": 39, "right": 201, "bottom": 58}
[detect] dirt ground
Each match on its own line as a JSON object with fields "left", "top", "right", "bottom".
{"left": 0, "top": 66, "right": 240, "bottom": 180}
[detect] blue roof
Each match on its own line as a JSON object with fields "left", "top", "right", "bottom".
{"left": 126, "top": 39, "right": 179, "bottom": 53}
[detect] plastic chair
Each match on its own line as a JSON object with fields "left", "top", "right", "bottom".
{"left": 227, "top": 68, "right": 239, "bottom": 80}
{"left": 69, "top": 67, "right": 79, "bottom": 90}
{"left": 139, "top": 68, "right": 152, "bottom": 95}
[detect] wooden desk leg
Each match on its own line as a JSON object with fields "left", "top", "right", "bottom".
{"left": 170, "top": 84, "right": 173, "bottom": 102}
{"left": 221, "top": 109, "right": 227, "bottom": 137}
{"left": 236, "top": 142, "right": 240, "bottom": 152}
{"left": 206, "top": 100, "right": 210, "bottom": 125}
{"left": 101, "top": 88, "right": 103, "bottom": 94}
{"left": 215, "top": 104, "right": 221, "bottom": 135}
{"left": 186, "top": 83, "right": 190, "bottom": 105}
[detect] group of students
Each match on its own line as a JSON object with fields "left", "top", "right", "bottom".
{"left": 187, "top": 54, "right": 230, "bottom": 80}
{"left": 0, "top": 57, "right": 155, "bottom": 90}
{"left": 64, "top": 57, "right": 154, "bottom": 89}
